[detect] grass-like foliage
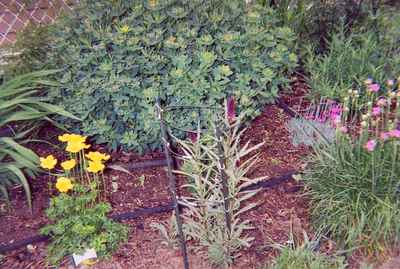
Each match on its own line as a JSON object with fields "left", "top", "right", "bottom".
{"left": 266, "top": 232, "right": 346, "bottom": 269}
{"left": 48, "top": 0, "right": 297, "bottom": 152}
{"left": 174, "top": 113, "right": 265, "bottom": 267}
{"left": 305, "top": 29, "right": 399, "bottom": 100}
{"left": 41, "top": 183, "right": 128, "bottom": 265}
{"left": 303, "top": 80, "right": 400, "bottom": 254}
{"left": 0, "top": 70, "right": 78, "bottom": 208}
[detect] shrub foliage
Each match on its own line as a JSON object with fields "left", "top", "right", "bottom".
{"left": 49, "top": 0, "right": 297, "bottom": 152}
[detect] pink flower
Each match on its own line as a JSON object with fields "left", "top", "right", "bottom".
{"left": 188, "top": 132, "right": 199, "bottom": 143}
{"left": 372, "top": 106, "right": 381, "bottom": 116}
{"left": 377, "top": 98, "right": 386, "bottom": 107}
{"left": 380, "top": 132, "right": 390, "bottom": 141}
{"left": 226, "top": 96, "right": 236, "bottom": 123}
{"left": 388, "top": 129, "right": 400, "bottom": 138}
{"left": 364, "top": 139, "right": 377, "bottom": 152}
{"left": 368, "top": 83, "right": 380, "bottom": 93}
{"left": 339, "top": 126, "right": 348, "bottom": 133}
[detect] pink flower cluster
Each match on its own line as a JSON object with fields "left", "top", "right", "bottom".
{"left": 368, "top": 83, "right": 380, "bottom": 93}
{"left": 366, "top": 129, "right": 400, "bottom": 151}
{"left": 380, "top": 129, "right": 400, "bottom": 141}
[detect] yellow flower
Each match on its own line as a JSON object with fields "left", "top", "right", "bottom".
{"left": 56, "top": 177, "right": 73, "bottom": 193}
{"left": 58, "top": 134, "right": 71, "bottom": 142}
{"left": 40, "top": 155, "right": 57, "bottom": 170}
{"left": 66, "top": 141, "right": 90, "bottom": 153}
{"left": 61, "top": 159, "right": 77, "bottom": 170}
{"left": 87, "top": 161, "right": 105, "bottom": 173}
{"left": 120, "top": 25, "right": 130, "bottom": 34}
{"left": 149, "top": 0, "right": 157, "bottom": 8}
{"left": 85, "top": 151, "right": 111, "bottom": 162}
{"left": 58, "top": 133, "right": 87, "bottom": 144}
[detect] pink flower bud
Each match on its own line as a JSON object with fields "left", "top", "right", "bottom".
{"left": 364, "top": 139, "right": 377, "bottom": 152}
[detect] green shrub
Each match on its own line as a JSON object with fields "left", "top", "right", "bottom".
{"left": 305, "top": 29, "right": 399, "bottom": 100}
{"left": 0, "top": 70, "right": 78, "bottom": 208}
{"left": 48, "top": 0, "right": 297, "bottom": 152}
{"left": 41, "top": 183, "right": 128, "bottom": 265}
{"left": 303, "top": 81, "right": 400, "bottom": 253}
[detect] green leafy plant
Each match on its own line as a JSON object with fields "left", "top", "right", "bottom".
{"left": 174, "top": 113, "right": 265, "bottom": 267}
{"left": 48, "top": 0, "right": 297, "bottom": 152}
{"left": 41, "top": 183, "right": 128, "bottom": 265}
{"left": 0, "top": 70, "right": 78, "bottom": 208}
{"left": 305, "top": 28, "right": 399, "bottom": 100}
{"left": 266, "top": 232, "right": 346, "bottom": 269}
{"left": 303, "top": 79, "right": 400, "bottom": 254}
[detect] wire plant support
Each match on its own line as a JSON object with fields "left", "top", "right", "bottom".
{"left": 156, "top": 97, "right": 190, "bottom": 269}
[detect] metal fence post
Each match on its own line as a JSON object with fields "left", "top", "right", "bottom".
{"left": 156, "top": 98, "right": 189, "bottom": 269}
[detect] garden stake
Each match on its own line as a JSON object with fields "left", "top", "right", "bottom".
{"left": 215, "top": 120, "right": 232, "bottom": 261}
{"left": 156, "top": 98, "right": 190, "bottom": 269}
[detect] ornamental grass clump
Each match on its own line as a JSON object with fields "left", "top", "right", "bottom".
{"left": 39, "top": 133, "right": 127, "bottom": 265}
{"left": 303, "top": 77, "right": 400, "bottom": 255}
{"left": 175, "top": 113, "right": 265, "bottom": 268}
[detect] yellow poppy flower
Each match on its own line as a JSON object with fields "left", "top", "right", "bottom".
{"left": 55, "top": 177, "right": 73, "bottom": 193}
{"left": 66, "top": 141, "right": 90, "bottom": 153}
{"left": 85, "top": 151, "right": 111, "bottom": 162}
{"left": 120, "top": 25, "right": 130, "bottom": 34}
{"left": 40, "top": 155, "right": 57, "bottom": 170}
{"left": 58, "top": 133, "right": 71, "bottom": 142}
{"left": 87, "top": 161, "right": 105, "bottom": 173}
{"left": 58, "top": 133, "right": 87, "bottom": 144}
{"left": 61, "top": 159, "right": 77, "bottom": 170}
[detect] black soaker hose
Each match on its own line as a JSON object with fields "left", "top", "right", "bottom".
{"left": 0, "top": 171, "right": 297, "bottom": 254}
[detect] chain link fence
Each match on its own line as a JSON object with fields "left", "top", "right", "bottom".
{"left": 0, "top": 0, "right": 78, "bottom": 46}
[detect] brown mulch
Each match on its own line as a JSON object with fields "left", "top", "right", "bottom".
{"left": 1, "top": 77, "right": 315, "bottom": 269}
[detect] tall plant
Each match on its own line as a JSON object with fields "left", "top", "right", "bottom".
{"left": 175, "top": 113, "right": 265, "bottom": 267}
{"left": 0, "top": 70, "right": 78, "bottom": 208}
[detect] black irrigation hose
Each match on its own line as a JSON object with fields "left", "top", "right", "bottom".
{"left": 0, "top": 171, "right": 297, "bottom": 254}
{"left": 276, "top": 97, "right": 297, "bottom": 118}
{"left": 0, "top": 99, "right": 300, "bottom": 254}
{"left": 113, "top": 158, "right": 169, "bottom": 170}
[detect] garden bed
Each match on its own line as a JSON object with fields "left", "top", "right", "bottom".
{"left": 0, "top": 80, "right": 314, "bottom": 268}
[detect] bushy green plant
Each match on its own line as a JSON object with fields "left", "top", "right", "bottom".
{"left": 0, "top": 70, "right": 78, "bottom": 208}
{"left": 303, "top": 80, "right": 400, "bottom": 254}
{"left": 175, "top": 113, "right": 265, "bottom": 267}
{"left": 41, "top": 183, "right": 128, "bottom": 265}
{"left": 48, "top": 0, "right": 297, "bottom": 152}
{"left": 305, "top": 29, "right": 399, "bottom": 100}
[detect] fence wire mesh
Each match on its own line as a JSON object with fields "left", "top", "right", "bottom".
{"left": 0, "top": 0, "right": 78, "bottom": 46}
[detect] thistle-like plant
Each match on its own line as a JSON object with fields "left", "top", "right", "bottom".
{"left": 174, "top": 113, "right": 265, "bottom": 268}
